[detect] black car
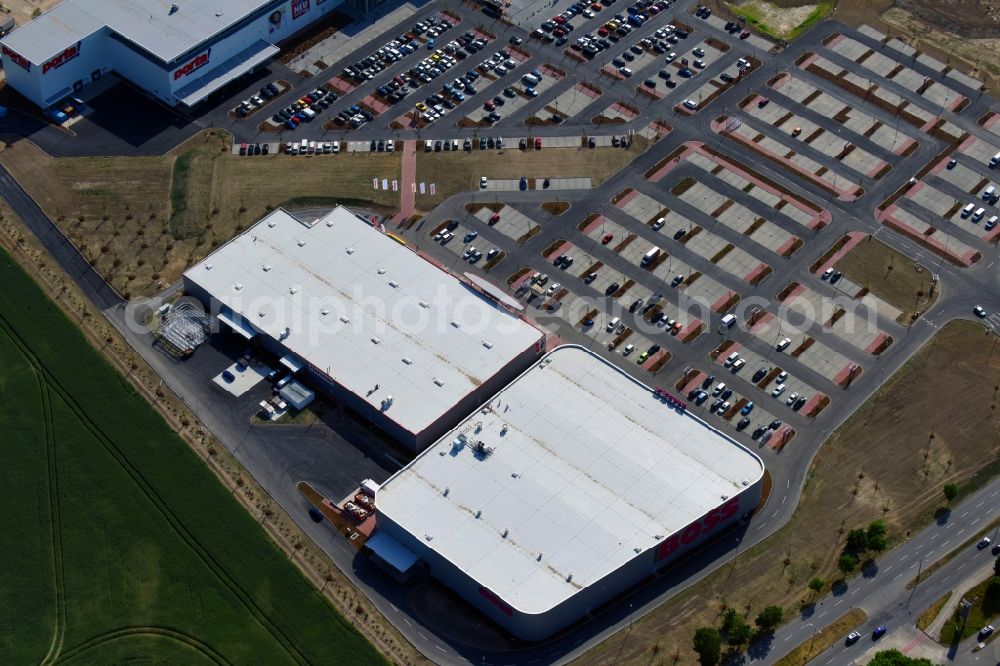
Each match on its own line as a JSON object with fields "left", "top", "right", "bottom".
{"left": 751, "top": 426, "right": 766, "bottom": 440}
{"left": 605, "top": 282, "right": 620, "bottom": 295}
{"left": 736, "top": 417, "right": 751, "bottom": 430}
{"left": 793, "top": 396, "right": 807, "bottom": 411}
{"left": 647, "top": 344, "right": 661, "bottom": 355}
{"left": 702, "top": 374, "right": 715, "bottom": 389}
{"left": 519, "top": 138, "right": 527, "bottom": 150}
{"left": 769, "top": 419, "right": 782, "bottom": 430}
{"left": 752, "top": 367, "right": 767, "bottom": 383}
{"left": 464, "top": 139, "right": 472, "bottom": 151}
{"left": 629, "top": 299, "right": 643, "bottom": 312}
{"left": 673, "top": 228, "right": 686, "bottom": 240}
{"left": 370, "top": 140, "right": 377, "bottom": 151}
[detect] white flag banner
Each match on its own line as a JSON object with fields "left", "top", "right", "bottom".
{"left": 382, "top": 178, "right": 388, "bottom": 190}
{"left": 373, "top": 178, "right": 378, "bottom": 190}
{"left": 419, "top": 182, "right": 426, "bottom": 195}
{"left": 430, "top": 183, "right": 436, "bottom": 195}
{"left": 411, "top": 182, "right": 416, "bottom": 193}
{"left": 392, "top": 180, "right": 398, "bottom": 191}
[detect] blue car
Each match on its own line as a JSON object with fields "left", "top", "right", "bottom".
{"left": 872, "top": 626, "right": 886, "bottom": 640}
{"left": 741, "top": 401, "right": 754, "bottom": 415}
{"left": 519, "top": 176, "right": 528, "bottom": 191}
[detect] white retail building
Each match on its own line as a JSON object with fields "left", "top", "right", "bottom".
{"left": 374, "top": 345, "right": 765, "bottom": 639}
{"left": 0, "top": 0, "right": 346, "bottom": 109}
{"left": 183, "top": 206, "right": 545, "bottom": 451}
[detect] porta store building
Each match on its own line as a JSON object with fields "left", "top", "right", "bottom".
{"left": 0, "top": 0, "right": 341, "bottom": 110}
{"left": 374, "top": 345, "right": 765, "bottom": 640}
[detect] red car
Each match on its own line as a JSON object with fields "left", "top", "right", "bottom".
{"left": 484, "top": 100, "right": 495, "bottom": 111}
{"left": 535, "top": 137, "right": 542, "bottom": 149}
{"left": 601, "top": 232, "right": 614, "bottom": 244}
{"left": 489, "top": 213, "right": 501, "bottom": 225}
{"left": 598, "top": 26, "right": 609, "bottom": 36}
{"left": 553, "top": 15, "right": 566, "bottom": 23}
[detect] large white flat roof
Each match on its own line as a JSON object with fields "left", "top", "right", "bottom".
{"left": 3, "top": 0, "right": 277, "bottom": 64}
{"left": 184, "top": 207, "right": 542, "bottom": 438}
{"left": 376, "top": 346, "right": 764, "bottom": 614}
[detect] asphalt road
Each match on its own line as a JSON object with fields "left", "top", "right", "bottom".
{"left": 1, "top": 0, "right": 1000, "bottom": 664}
{"left": 759, "top": 479, "right": 1000, "bottom": 665}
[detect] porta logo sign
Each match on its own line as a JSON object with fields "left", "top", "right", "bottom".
{"left": 42, "top": 42, "right": 82, "bottom": 74}
{"left": 654, "top": 495, "right": 741, "bottom": 561}
{"left": 1, "top": 45, "right": 30, "bottom": 71}
{"left": 173, "top": 49, "right": 211, "bottom": 81}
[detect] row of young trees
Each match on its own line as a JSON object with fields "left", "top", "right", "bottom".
{"left": 837, "top": 519, "right": 888, "bottom": 575}
{"left": 691, "top": 606, "right": 784, "bottom": 665}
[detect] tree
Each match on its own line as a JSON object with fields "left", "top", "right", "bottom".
{"left": 994, "top": 555, "right": 1000, "bottom": 578}
{"left": 943, "top": 482, "right": 958, "bottom": 504}
{"left": 728, "top": 621, "right": 753, "bottom": 647}
{"left": 722, "top": 608, "right": 753, "bottom": 647}
{"left": 838, "top": 553, "right": 858, "bottom": 575}
{"left": 692, "top": 627, "right": 722, "bottom": 666}
{"left": 755, "top": 605, "right": 784, "bottom": 632}
{"left": 845, "top": 528, "right": 868, "bottom": 553}
{"left": 868, "top": 648, "right": 935, "bottom": 665}
{"left": 809, "top": 577, "right": 825, "bottom": 594}
{"left": 867, "top": 521, "right": 888, "bottom": 552}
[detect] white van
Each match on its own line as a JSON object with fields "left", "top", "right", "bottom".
{"left": 961, "top": 203, "right": 975, "bottom": 218}
{"left": 640, "top": 246, "right": 661, "bottom": 267}
{"left": 718, "top": 313, "right": 737, "bottom": 333}
{"left": 986, "top": 215, "right": 999, "bottom": 230}
{"left": 724, "top": 351, "right": 740, "bottom": 366}
{"left": 606, "top": 316, "right": 621, "bottom": 332}
{"left": 990, "top": 151, "right": 1000, "bottom": 168}
{"left": 983, "top": 185, "right": 996, "bottom": 200}
{"left": 973, "top": 207, "right": 986, "bottom": 222}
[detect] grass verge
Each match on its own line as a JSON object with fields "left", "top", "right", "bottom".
{"left": 906, "top": 516, "right": 1000, "bottom": 589}
{"left": 0, "top": 245, "right": 386, "bottom": 664}
{"left": 0, "top": 131, "right": 400, "bottom": 297}
{"left": 834, "top": 236, "right": 937, "bottom": 324}
{"left": 774, "top": 608, "right": 868, "bottom": 666}
{"left": 727, "top": 0, "right": 835, "bottom": 41}
{"left": 941, "top": 576, "right": 1000, "bottom": 643}
{"left": 916, "top": 591, "right": 952, "bottom": 632}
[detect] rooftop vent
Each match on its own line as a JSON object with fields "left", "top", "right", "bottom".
{"left": 339, "top": 315, "right": 350, "bottom": 324}
{"left": 371, "top": 336, "right": 382, "bottom": 345}
{"left": 215, "top": 10, "right": 223, "bottom": 17}
{"left": 346, "top": 247, "right": 355, "bottom": 254}
{"left": 451, "top": 321, "right": 461, "bottom": 328}
{"left": 419, "top": 300, "right": 430, "bottom": 308}
{"left": 388, "top": 280, "right": 399, "bottom": 288}
{"left": 401, "top": 357, "right": 413, "bottom": 365}
{"left": 721, "top": 494, "right": 729, "bottom": 501}
{"left": 320, "top": 308, "right": 329, "bottom": 316}
{"left": 267, "top": 220, "right": 277, "bottom": 228}
{"left": 169, "top": 3, "right": 179, "bottom": 14}
{"left": 742, "top": 479, "right": 750, "bottom": 486}
{"left": 233, "top": 283, "right": 243, "bottom": 291}
{"left": 475, "top": 509, "right": 482, "bottom": 519}
{"left": 501, "top": 528, "right": 509, "bottom": 538}
{"left": 262, "top": 264, "right": 271, "bottom": 272}
{"left": 443, "top": 487, "right": 449, "bottom": 497}
{"left": 566, "top": 573, "right": 573, "bottom": 583}
{"left": 289, "top": 286, "right": 299, "bottom": 294}
{"left": 482, "top": 340, "right": 493, "bottom": 349}
{"left": 536, "top": 553, "right": 542, "bottom": 561}
{"left": 433, "top": 378, "right": 444, "bottom": 387}
{"left": 297, "top": 240, "right": 306, "bottom": 247}
{"left": 205, "top": 263, "right": 213, "bottom": 270}
{"left": 377, "top": 267, "right": 386, "bottom": 275}
{"left": 424, "top": 534, "right": 433, "bottom": 541}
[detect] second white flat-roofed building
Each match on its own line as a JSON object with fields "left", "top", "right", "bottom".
{"left": 374, "top": 345, "right": 765, "bottom": 639}
{"left": 183, "top": 207, "right": 545, "bottom": 451}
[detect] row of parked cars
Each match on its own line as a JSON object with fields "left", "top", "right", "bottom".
{"left": 235, "top": 82, "right": 282, "bottom": 117}
{"left": 271, "top": 87, "right": 338, "bottom": 130}
{"left": 342, "top": 14, "right": 454, "bottom": 85}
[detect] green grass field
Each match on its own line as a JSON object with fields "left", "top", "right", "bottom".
{"left": 0, "top": 247, "right": 385, "bottom": 665}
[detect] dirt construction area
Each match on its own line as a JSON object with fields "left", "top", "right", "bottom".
{"left": 580, "top": 320, "right": 1000, "bottom": 664}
